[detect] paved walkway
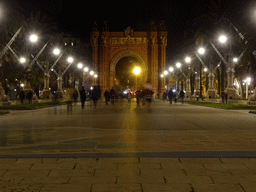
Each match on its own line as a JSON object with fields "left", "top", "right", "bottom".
{"left": 1, "top": 99, "right": 256, "bottom": 191}
{"left": 1, "top": 157, "right": 256, "bottom": 192}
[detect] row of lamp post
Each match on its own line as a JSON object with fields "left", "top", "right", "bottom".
{"left": 161, "top": 32, "right": 251, "bottom": 99}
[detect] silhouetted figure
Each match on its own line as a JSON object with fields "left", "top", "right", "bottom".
{"left": 27, "top": 90, "right": 33, "bottom": 104}
{"left": 80, "top": 87, "right": 87, "bottom": 109}
{"left": 20, "top": 90, "right": 25, "bottom": 104}
{"left": 104, "top": 89, "right": 110, "bottom": 105}
{"left": 168, "top": 88, "right": 173, "bottom": 104}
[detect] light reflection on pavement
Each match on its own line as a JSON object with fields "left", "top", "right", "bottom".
{"left": 0, "top": 99, "right": 256, "bottom": 155}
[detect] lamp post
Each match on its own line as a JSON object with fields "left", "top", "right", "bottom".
{"left": 185, "top": 57, "right": 192, "bottom": 98}
{"left": 244, "top": 77, "right": 251, "bottom": 99}
{"left": 133, "top": 67, "right": 140, "bottom": 91}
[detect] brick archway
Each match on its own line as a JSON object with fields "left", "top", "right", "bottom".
{"left": 91, "top": 22, "right": 167, "bottom": 96}
{"left": 109, "top": 49, "right": 148, "bottom": 88}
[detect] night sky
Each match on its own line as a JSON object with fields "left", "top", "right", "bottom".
{"left": 16, "top": 0, "right": 249, "bottom": 56}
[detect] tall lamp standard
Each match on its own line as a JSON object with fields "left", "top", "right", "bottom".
{"left": 133, "top": 67, "right": 140, "bottom": 91}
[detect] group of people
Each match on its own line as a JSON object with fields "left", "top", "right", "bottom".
{"left": 19, "top": 89, "right": 34, "bottom": 104}
{"left": 164, "top": 88, "right": 185, "bottom": 104}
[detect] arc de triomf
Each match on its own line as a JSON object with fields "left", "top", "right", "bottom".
{"left": 91, "top": 21, "right": 167, "bottom": 97}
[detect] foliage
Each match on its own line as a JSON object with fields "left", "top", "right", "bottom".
{"left": 185, "top": 100, "right": 256, "bottom": 110}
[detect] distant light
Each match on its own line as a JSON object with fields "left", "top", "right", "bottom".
{"left": 20, "top": 83, "right": 24, "bottom": 87}
{"left": 134, "top": 67, "right": 140, "bottom": 75}
{"left": 164, "top": 70, "right": 168, "bottom": 75}
{"left": 77, "top": 63, "right": 83, "bottom": 69}
{"left": 94, "top": 74, "right": 98, "bottom": 78}
{"left": 30, "top": 34, "right": 38, "bottom": 43}
{"left": 204, "top": 68, "right": 208, "bottom": 72}
{"left": 233, "top": 58, "right": 238, "bottom": 63}
{"left": 169, "top": 67, "right": 174, "bottom": 72}
{"left": 160, "top": 74, "right": 164, "bottom": 78}
{"left": 20, "top": 57, "right": 26, "bottom": 63}
{"left": 90, "top": 71, "right": 94, "bottom": 76}
{"left": 219, "top": 35, "right": 227, "bottom": 43}
{"left": 67, "top": 57, "right": 74, "bottom": 63}
{"left": 172, "top": 89, "right": 176, "bottom": 93}
{"left": 53, "top": 48, "right": 60, "bottom": 55}
{"left": 185, "top": 57, "right": 191, "bottom": 63}
{"left": 198, "top": 48, "right": 205, "bottom": 55}
{"left": 176, "top": 62, "right": 181, "bottom": 68}
{"left": 84, "top": 67, "right": 89, "bottom": 72}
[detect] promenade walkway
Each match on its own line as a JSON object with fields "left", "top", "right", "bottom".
{"left": 0, "top": 99, "right": 256, "bottom": 191}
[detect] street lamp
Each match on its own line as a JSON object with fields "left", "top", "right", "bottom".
{"left": 77, "top": 63, "right": 83, "bottom": 69}
{"left": 67, "top": 57, "right": 74, "bottom": 63}
{"left": 20, "top": 57, "right": 26, "bottom": 64}
{"left": 185, "top": 57, "right": 191, "bottom": 63}
{"left": 244, "top": 77, "right": 252, "bottom": 99}
{"left": 198, "top": 48, "right": 205, "bottom": 55}
{"left": 30, "top": 34, "right": 38, "bottom": 43}
{"left": 53, "top": 48, "right": 60, "bottom": 55}
{"left": 133, "top": 67, "right": 140, "bottom": 90}
{"left": 176, "top": 62, "right": 181, "bottom": 68}
{"left": 169, "top": 67, "right": 174, "bottom": 72}
{"left": 219, "top": 35, "right": 227, "bottom": 43}
{"left": 84, "top": 67, "right": 89, "bottom": 72}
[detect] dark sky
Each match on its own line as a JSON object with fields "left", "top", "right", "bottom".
{"left": 17, "top": 0, "right": 248, "bottom": 55}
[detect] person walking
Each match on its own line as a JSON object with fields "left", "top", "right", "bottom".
{"left": 104, "top": 89, "right": 110, "bottom": 105}
{"left": 19, "top": 90, "right": 25, "bottom": 104}
{"left": 145, "top": 88, "right": 153, "bottom": 111}
{"left": 27, "top": 90, "right": 33, "bottom": 104}
{"left": 179, "top": 90, "right": 185, "bottom": 104}
{"left": 91, "top": 86, "right": 99, "bottom": 109}
{"left": 168, "top": 88, "right": 173, "bottom": 104}
{"left": 80, "top": 86, "right": 86, "bottom": 109}
{"left": 65, "top": 86, "right": 74, "bottom": 115}
{"left": 127, "top": 91, "right": 132, "bottom": 103}
{"left": 110, "top": 87, "right": 116, "bottom": 104}
{"left": 136, "top": 90, "right": 141, "bottom": 106}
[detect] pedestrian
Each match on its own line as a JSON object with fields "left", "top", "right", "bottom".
{"left": 80, "top": 86, "right": 86, "bottom": 109}
{"left": 65, "top": 86, "right": 73, "bottom": 115}
{"left": 127, "top": 91, "right": 132, "bottom": 103}
{"left": 104, "top": 89, "right": 110, "bottom": 105}
{"left": 73, "top": 89, "right": 79, "bottom": 104}
{"left": 142, "top": 88, "right": 146, "bottom": 105}
{"left": 19, "top": 90, "right": 25, "bottom": 104}
{"left": 225, "top": 92, "right": 228, "bottom": 103}
{"left": 179, "top": 90, "right": 185, "bottom": 104}
{"left": 145, "top": 88, "right": 154, "bottom": 111}
{"left": 91, "top": 86, "right": 99, "bottom": 109}
{"left": 136, "top": 90, "right": 141, "bottom": 106}
{"left": 27, "top": 90, "right": 33, "bottom": 104}
{"left": 168, "top": 88, "right": 173, "bottom": 104}
{"left": 52, "top": 92, "right": 58, "bottom": 114}
{"left": 110, "top": 87, "right": 116, "bottom": 104}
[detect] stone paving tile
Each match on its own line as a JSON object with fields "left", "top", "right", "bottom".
{"left": 91, "top": 183, "right": 142, "bottom": 192}
{"left": 139, "top": 157, "right": 180, "bottom": 164}
{"left": 40, "top": 184, "right": 91, "bottom": 192}
{"left": 192, "top": 183, "right": 245, "bottom": 192}
{"left": 21, "top": 176, "right": 70, "bottom": 185}
{"left": 48, "top": 169, "right": 94, "bottom": 177}
{"left": 0, "top": 184, "right": 43, "bottom": 192}
{"left": 69, "top": 176, "right": 117, "bottom": 184}
{"left": 0, "top": 158, "right": 17, "bottom": 164}
{"left": 31, "top": 162, "right": 75, "bottom": 170}
{"left": 117, "top": 175, "right": 165, "bottom": 184}
{"left": 142, "top": 183, "right": 192, "bottom": 192}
